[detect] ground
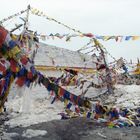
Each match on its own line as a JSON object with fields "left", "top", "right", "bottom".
{"left": 1, "top": 117, "right": 140, "bottom": 140}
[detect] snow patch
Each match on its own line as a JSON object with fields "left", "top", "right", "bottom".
{"left": 115, "top": 85, "right": 140, "bottom": 108}
{"left": 22, "top": 129, "right": 47, "bottom": 138}
{"left": 5, "top": 84, "right": 64, "bottom": 128}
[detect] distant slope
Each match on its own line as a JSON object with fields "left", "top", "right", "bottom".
{"left": 35, "top": 43, "right": 95, "bottom": 68}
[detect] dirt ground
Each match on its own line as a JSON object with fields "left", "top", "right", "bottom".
{"left": 1, "top": 117, "right": 140, "bottom": 140}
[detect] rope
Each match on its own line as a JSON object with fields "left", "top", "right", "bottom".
{"left": 30, "top": 7, "right": 84, "bottom": 35}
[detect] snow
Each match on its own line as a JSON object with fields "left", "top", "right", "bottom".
{"left": 22, "top": 129, "right": 47, "bottom": 138}
{"left": 5, "top": 84, "right": 64, "bottom": 127}
{"left": 115, "top": 85, "right": 140, "bottom": 109}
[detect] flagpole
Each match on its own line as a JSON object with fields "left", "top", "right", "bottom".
{"left": 24, "top": 5, "right": 30, "bottom": 30}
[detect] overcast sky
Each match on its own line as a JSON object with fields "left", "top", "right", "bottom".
{"left": 0, "top": 0, "right": 140, "bottom": 62}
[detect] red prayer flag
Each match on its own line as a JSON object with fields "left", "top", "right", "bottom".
{"left": 0, "top": 26, "right": 8, "bottom": 47}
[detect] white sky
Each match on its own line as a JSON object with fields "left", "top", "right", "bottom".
{"left": 0, "top": 0, "right": 140, "bottom": 62}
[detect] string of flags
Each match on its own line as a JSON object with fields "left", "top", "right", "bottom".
{"left": 38, "top": 33, "right": 140, "bottom": 42}
{"left": 48, "top": 66, "right": 117, "bottom": 90}
{"left": 62, "top": 100, "right": 140, "bottom": 128}
{"left": 0, "top": 9, "right": 27, "bottom": 25}
{"left": 0, "top": 27, "right": 39, "bottom": 106}
{"left": 39, "top": 74, "right": 91, "bottom": 108}
{"left": 30, "top": 7, "right": 83, "bottom": 35}
{"left": 94, "top": 35, "right": 140, "bottom": 41}
{"left": 78, "top": 40, "right": 138, "bottom": 70}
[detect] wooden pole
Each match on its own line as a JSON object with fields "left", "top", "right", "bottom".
{"left": 24, "top": 5, "right": 30, "bottom": 30}
{"left": 137, "top": 58, "right": 140, "bottom": 64}
{"left": 10, "top": 24, "right": 23, "bottom": 32}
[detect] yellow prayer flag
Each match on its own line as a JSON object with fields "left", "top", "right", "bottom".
{"left": 31, "top": 9, "right": 35, "bottom": 14}
{"left": 64, "top": 99, "right": 68, "bottom": 106}
{"left": 103, "top": 36, "right": 110, "bottom": 41}
{"left": 31, "top": 8, "right": 39, "bottom": 14}
{"left": 79, "top": 34, "right": 84, "bottom": 37}
{"left": 132, "top": 36, "right": 140, "bottom": 40}
{"left": 10, "top": 46, "right": 21, "bottom": 56}
{"left": 57, "top": 88, "right": 61, "bottom": 96}
{"left": 83, "top": 111, "right": 87, "bottom": 117}
{"left": 11, "top": 34, "right": 18, "bottom": 41}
